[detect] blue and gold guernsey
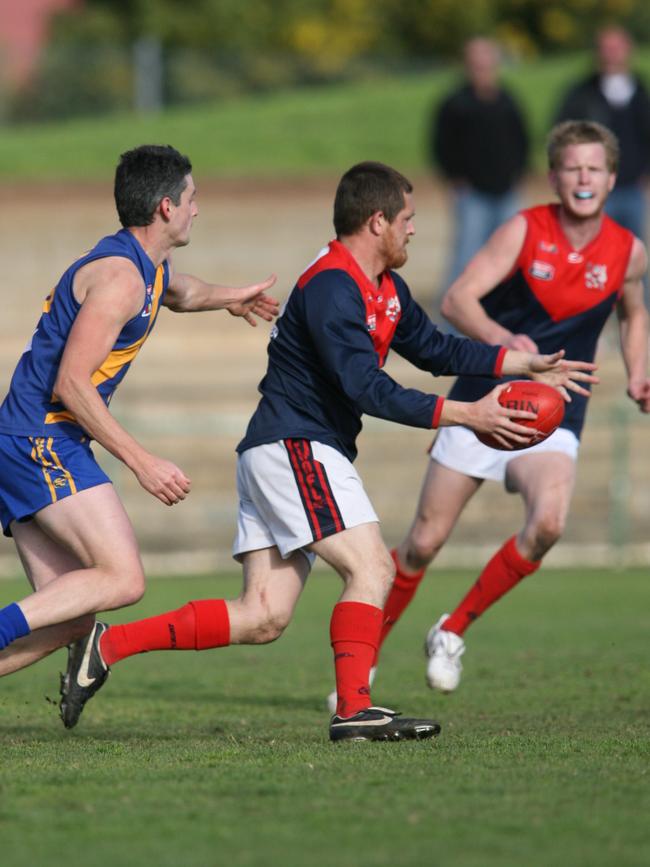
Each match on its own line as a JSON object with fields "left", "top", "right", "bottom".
{"left": 0, "top": 228, "right": 169, "bottom": 439}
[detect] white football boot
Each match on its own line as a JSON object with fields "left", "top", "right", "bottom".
{"left": 425, "top": 614, "right": 465, "bottom": 692}
{"left": 327, "top": 666, "right": 376, "bottom": 715}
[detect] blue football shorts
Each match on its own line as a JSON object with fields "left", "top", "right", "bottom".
{"left": 0, "top": 433, "right": 111, "bottom": 537}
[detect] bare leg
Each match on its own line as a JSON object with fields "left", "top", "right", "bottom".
{"left": 0, "top": 520, "right": 94, "bottom": 675}
{"left": 15, "top": 484, "right": 146, "bottom": 630}
{"left": 97, "top": 545, "right": 311, "bottom": 664}
{"left": 311, "top": 522, "right": 439, "bottom": 736}
{"left": 310, "top": 522, "right": 393, "bottom": 716}
{"left": 437, "top": 452, "right": 576, "bottom": 639}
{"left": 228, "top": 547, "right": 311, "bottom": 644}
{"left": 310, "top": 521, "right": 394, "bottom": 606}
{"left": 375, "top": 461, "right": 482, "bottom": 658}
{"left": 506, "top": 451, "right": 576, "bottom": 561}
{"left": 59, "top": 546, "right": 311, "bottom": 729}
{"left": 398, "top": 460, "right": 483, "bottom": 571}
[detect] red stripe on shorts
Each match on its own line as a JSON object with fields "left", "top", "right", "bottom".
{"left": 312, "top": 456, "right": 343, "bottom": 534}
{"left": 284, "top": 439, "right": 344, "bottom": 541}
{"left": 285, "top": 438, "right": 322, "bottom": 539}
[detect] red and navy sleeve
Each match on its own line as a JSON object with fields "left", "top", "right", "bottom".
{"left": 301, "top": 270, "right": 442, "bottom": 429}
{"left": 390, "top": 274, "right": 505, "bottom": 377}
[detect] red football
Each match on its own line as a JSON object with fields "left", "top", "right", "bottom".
{"left": 476, "top": 380, "right": 565, "bottom": 451}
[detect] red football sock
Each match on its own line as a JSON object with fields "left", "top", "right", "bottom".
{"left": 443, "top": 536, "right": 541, "bottom": 636}
{"left": 330, "top": 601, "right": 382, "bottom": 719}
{"left": 100, "top": 599, "right": 231, "bottom": 665}
{"left": 376, "top": 549, "right": 426, "bottom": 661}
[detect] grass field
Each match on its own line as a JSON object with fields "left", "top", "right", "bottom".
{"left": 1, "top": 568, "right": 649, "bottom": 867}
{"left": 7, "top": 50, "right": 650, "bottom": 181}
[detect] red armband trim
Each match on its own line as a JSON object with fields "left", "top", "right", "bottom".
{"left": 493, "top": 346, "right": 508, "bottom": 377}
{"left": 431, "top": 397, "right": 444, "bottom": 428}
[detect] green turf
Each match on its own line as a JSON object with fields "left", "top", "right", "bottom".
{"left": 1, "top": 569, "right": 648, "bottom": 867}
{"left": 6, "top": 49, "right": 650, "bottom": 182}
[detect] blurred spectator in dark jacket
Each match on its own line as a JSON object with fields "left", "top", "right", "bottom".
{"left": 429, "top": 37, "right": 529, "bottom": 304}
{"left": 555, "top": 26, "right": 650, "bottom": 244}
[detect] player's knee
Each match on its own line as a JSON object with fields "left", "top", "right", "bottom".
{"left": 531, "top": 512, "right": 565, "bottom": 555}
{"left": 409, "top": 523, "right": 447, "bottom": 567}
{"left": 249, "top": 610, "right": 291, "bottom": 644}
{"left": 339, "top": 545, "right": 394, "bottom": 600}
{"left": 237, "top": 592, "right": 293, "bottom": 644}
{"left": 111, "top": 566, "right": 146, "bottom": 607}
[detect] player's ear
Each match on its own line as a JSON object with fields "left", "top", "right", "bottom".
{"left": 368, "top": 211, "right": 386, "bottom": 236}
{"left": 159, "top": 196, "right": 174, "bottom": 221}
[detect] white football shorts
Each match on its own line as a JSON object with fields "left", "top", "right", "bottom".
{"left": 431, "top": 425, "right": 579, "bottom": 484}
{"left": 233, "top": 439, "right": 379, "bottom": 564}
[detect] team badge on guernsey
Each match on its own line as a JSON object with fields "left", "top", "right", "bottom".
{"left": 529, "top": 260, "right": 555, "bottom": 281}
{"left": 585, "top": 263, "right": 608, "bottom": 291}
{"left": 386, "top": 295, "right": 401, "bottom": 322}
{"left": 142, "top": 283, "right": 154, "bottom": 317}
{"left": 538, "top": 240, "right": 558, "bottom": 254}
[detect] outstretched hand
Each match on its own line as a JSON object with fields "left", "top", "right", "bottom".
{"left": 529, "top": 350, "right": 599, "bottom": 401}
{"left": 226, "top": 275, "right": 280, "bottom": 326}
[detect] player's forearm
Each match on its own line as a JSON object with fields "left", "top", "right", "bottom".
{"left": 166, "top": 273, "right": 237, "bottom": 312}
{"left": 353, "top": 371, "right": 439, "bottom": 430}
{"left": 620, "top": 307, "right": 650, "bottom": 383}
{"left": 441, "top": 293, "right": 512, "bottom": 344}
{"left": 54, "top": 377, "right": 150, "bottom": 471}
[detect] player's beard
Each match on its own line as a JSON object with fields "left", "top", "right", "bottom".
{"left": 382, "top": 230, "right": 409, "bottom": 270}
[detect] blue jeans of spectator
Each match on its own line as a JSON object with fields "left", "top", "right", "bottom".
{"left": 605, "top": 183, "right": 649, "bottom": 302}
{"left": 605, "top": 183, "right": 647, "bottom": 242}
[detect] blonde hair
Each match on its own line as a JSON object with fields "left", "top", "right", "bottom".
{"left": 547, "top": 120, "right": 619, "bottom": 173}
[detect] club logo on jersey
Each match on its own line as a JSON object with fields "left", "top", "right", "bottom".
{"left": 568, "top": 251, "right": 583, "bottom": 264}
{"left": 141, "top": 283, "right": 154, "bottom": 317}
{"left": 367, "top": 314, "right": 377, "bottom": 333}
{"left": 538, "top": 241, "right": 558, "bottom": 254}
{"left": 529, "top": 260, "right": 555, "bottom": 281}
{"left": 386, "top": 295, "right": 401, "bottom": 322}
{"left": 585, "top": 263, "right": 608, "bottom": 291}
{"left": 270, "top": 299, "right": 288, "bottom": 340}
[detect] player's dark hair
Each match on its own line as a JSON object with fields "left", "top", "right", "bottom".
{"left": 333, "top": 162, "right": 413, "bottom": 237}
{"left": 547, "top": 120, "right": 619, "bottom": 173}
{"left": 114, "top": 144, "right": 193, "bottom": 228}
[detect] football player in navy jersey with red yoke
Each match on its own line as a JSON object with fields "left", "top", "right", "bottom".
{"left": 369, "top": 120, "right": 650, "bottom": 698}
{"left": 66, "top": 161, "right": 598, "bottom": 741}
{"left": 0, "top": 145, "right": 278, "bottom": 694}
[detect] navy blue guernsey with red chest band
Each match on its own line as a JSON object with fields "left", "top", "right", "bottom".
{"left": 447, "top": 205, "right": 634, "bottom": 439}
{"left": 238, "top": 240, "right": 506, "bottom": 461}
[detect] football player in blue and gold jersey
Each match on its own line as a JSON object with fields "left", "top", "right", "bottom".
{"left": 0, "top": 145, "right": 278, "bottom": 688}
